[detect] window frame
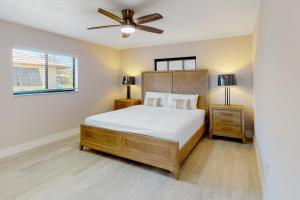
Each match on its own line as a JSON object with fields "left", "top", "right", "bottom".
{"left": 154, "top": 56, "right": 197, "bottom": 71}
{"left": 12, "top": 47, "right": 78, "bottom": 96}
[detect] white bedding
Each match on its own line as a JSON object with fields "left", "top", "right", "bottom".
{"left": 85, "top": 105, "right": 205, "bottom": 148}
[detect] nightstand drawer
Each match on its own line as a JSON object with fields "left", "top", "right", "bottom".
{"left": 214, "top": 115, "right": 241, "bottom": 124}
{"left": 115, "top": 101, "right": 129, "bottom": 107}
{"left": 214, "top": 109, "right": 241, "bottom": 118}
{"left": 114, "top": 99, "right": 141, "bottom": 110}
{"left": 213, "top": 123, "right": 241, "bottom": 135}
{"left": 115, "top": 102, "right": 131, "bottom": 110}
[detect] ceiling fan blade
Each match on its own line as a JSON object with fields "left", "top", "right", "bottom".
{"left": 136, "top": 13, "right": 163, "bottom": 24}
{"left": 136, "top": 25, "right": 164, "bottom": 34}
{"left": 122, "top": 33, "right": 130, "bottom": 39}
{"left": 98, "top": 8, "right": 123, "bottom": 23}
{"left": 87, "top": 25, "right": 120, "bottom": 30}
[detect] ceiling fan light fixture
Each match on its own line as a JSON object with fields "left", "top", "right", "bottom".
{"left": 121, "top": 24, "right": 136, "bottom": 34}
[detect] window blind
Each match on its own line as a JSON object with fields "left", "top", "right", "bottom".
{"left": 12, "top": 48, "right": 78, "bottom": 95}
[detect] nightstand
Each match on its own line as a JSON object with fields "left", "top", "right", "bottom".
{"left": 114, "top": 99, "right": 141, "bottom": 110}
{"left": 209, "top": 104, "right": 246, "bottom": 143}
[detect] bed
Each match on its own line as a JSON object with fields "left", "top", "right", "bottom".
{"left": 80, "top": 70, "right": 209, "bottom": 179}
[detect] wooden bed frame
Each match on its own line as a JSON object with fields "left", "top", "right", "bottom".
{"left": 80, "top": 70, "right": 209, "bottom": 179}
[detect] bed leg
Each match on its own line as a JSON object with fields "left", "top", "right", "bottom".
{"left": 79, "top": 144, "right": 84, "bottom": 151}
{"left": 174, "top": 168, "right": 180, "bottom": 180}
{"left": 242, "top": 137, "right": 246, "bottom": 144}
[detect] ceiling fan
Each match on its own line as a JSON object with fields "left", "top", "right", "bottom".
{"left": 87, "top": 8, "right": 164, "bottom": 38}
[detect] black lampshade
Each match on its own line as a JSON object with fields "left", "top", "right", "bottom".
{"left": 122, "top": 76, "right": 135, "bottom": 85}
{"left": 218, "top": 74, "right": 237, "bottom": 86}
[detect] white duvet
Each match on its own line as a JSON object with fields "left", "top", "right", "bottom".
{"left": 85, "top": 105, "right": 205, "bottom": 148}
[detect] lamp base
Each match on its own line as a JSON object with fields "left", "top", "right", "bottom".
{"left": 126, "top": 85, "right": 131, "bottom": 99}
{"left": 224, "top": 86, "right": 231, "bottom": 105}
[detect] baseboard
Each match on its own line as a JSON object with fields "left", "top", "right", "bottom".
{"left": 0, "top": 127, "right": 80, "bottom": 160}
{"left": 253, "top": 136, "right": 268, "bottom": 200}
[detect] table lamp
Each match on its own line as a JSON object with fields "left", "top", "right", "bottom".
{"left": 218, "top": 74, "right": 237, "bottom": 105}
{"left": 122, "top": 76, "right": 135, "bottom": 99}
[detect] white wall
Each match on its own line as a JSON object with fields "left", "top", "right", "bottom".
{"left": 121, "top": 36, "right": 254, "bottom": 132}
{"left": 0, "top": 20, "right": 121, "bottom": 149}
{"left": 254, "top": 0, "right": 300, "bottom": 199}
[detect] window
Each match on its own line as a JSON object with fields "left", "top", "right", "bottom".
{"left": 154, "top": 56, "right": 197, "bottom": 71}
{"left": 12, "top": 48, "right": 78, "bottom": 95}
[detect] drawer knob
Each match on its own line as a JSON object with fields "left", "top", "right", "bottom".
{"left": 221, "top": 120, "right": 234, "bottom": 123}
{"left": 221, "top": 127, "right": 233, "bottom": 130}
{"left": 220, "top": 113, "right": 233, "bottom": 116}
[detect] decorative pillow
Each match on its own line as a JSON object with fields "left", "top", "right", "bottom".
{"left": 168, "top": 93, "right": 198, "bottom": 109}
{"left": 172, "top": 99, "right": 189, "bottom": 110}
{"left": 144, "top": 97, "right": 160, "bottom": 107}
{"left": 144, "top": 92, "right": 169, "bottom": 107}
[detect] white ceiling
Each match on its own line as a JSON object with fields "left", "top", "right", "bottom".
{"left": 0, "top": 0, "right": 261, "bottom": 49}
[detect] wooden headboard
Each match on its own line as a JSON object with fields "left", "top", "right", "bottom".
{"left": 141, "top": 70, "right": 209, "bottom": 112}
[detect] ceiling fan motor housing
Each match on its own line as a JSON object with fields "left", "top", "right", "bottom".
{"left": 122, "top": 9, "right": 135, "bottom": 25}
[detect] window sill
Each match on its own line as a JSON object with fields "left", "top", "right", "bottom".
{"left": 13, "top": 88, "right": 78, "bottom": 96}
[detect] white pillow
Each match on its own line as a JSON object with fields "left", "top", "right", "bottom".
{"left": 144, "top": 97, "right": 160, "bottom": 107}
{"left": 172, "top": 99, "right": 189, "bottom": 110}
{"left": 144, "top": 92, "right": 169, "bottom": 107}
{"left": 168, "top": 93, "right": 198, "bottom": 109}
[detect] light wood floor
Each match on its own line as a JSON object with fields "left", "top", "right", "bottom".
{"left": 0, "top": 135, "right": 262, "bottom": 200}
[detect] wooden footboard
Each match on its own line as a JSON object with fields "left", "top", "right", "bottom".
{"left": 80, "top": 122, "right": 207, "bottom": 179}
{"left": 80, "top": 124, "right": 180, "bottom": 179}
{"left": 179, "top": 121, "right": 207, "bottom": 164}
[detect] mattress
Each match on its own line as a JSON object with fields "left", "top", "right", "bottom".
{"left": 85, "top": 105, "right": 205, "bottom": 148}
